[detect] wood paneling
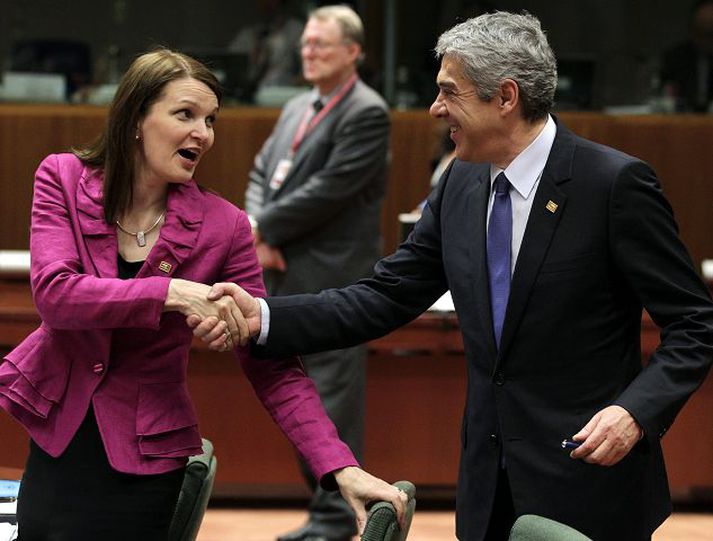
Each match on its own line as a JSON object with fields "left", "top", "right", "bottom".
{"left": 1, "top": 106, "right": 711, "bottom": 268}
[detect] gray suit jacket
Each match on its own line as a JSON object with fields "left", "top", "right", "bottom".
{"left": 245, "top": 79, "right": 390, "bottom": 295}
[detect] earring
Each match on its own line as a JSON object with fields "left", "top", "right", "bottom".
{"left": 135, "top": 133, "right": 141, "bottom": 141}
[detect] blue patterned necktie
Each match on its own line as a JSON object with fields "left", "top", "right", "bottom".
{"left": 487, "top": 172, "right": 512, "bottom": 348}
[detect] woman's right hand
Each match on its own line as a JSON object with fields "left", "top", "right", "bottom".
{"left": 164, "top": 279, "right": 249, "bottom": 348}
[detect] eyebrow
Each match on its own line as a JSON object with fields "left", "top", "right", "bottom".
{"left": 176, "top": 97, "right": 219, "bottom": 113}
{"left": 437, "top": 80, "right": 457, "bottom": 91}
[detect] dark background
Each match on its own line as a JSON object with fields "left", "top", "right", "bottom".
{"left": 0, "top": 0, "right": 697, "bottom": 109}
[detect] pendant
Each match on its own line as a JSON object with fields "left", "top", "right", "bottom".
{"left": 136, "top": 230, "right": 146, "bottom": 247}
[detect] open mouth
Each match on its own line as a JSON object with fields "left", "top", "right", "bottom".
{"left": 178, "top": 148, "right": 198, "bottom": 162}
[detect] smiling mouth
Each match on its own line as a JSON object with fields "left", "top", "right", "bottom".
{"left": 178, "top": 149, "right": 198, "bottom": 162}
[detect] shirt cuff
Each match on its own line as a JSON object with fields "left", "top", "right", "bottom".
{"left": 256, "top": 297, "right": 270, "bottom": 345}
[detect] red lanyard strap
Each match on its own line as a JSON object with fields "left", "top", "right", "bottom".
{"left": 290, "top": 73, "right": 358, "bottom": 155}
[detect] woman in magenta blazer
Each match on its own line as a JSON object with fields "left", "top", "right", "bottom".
{"left": 0, "top": 49, "right": 403, "bottom": 541}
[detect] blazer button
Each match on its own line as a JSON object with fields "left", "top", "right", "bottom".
{"left": 489, "top": 433, "right": 499, "bottom": 445}
{"left": 92, "top": 363, "right": 105, "bottom": 375}
{"left": 493, "top": 372, "right": 505, "bottom": 386}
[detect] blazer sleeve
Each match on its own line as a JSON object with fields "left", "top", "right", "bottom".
{"left": 610, "top": 160, "right": 713, "bottom": 443}
{"left": 257, "top": 163, "right": 454, "bottom": 358}
{"left": 220, "top": 210, "right": 358, "bottom": 483}
{"left": 30, "top": 155, "right": 170, "bottom": 330}
{"left": 256, "top": 102, "right": 390, "bottom": 247}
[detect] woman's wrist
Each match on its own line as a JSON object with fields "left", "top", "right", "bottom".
{"left": 164, "top": 279, "right": 189, "bottom": 313}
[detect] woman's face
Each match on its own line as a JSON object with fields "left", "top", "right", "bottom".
{"left": 136, "top": 77, "right": 218, "bottom": 186}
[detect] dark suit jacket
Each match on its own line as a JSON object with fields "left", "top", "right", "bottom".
{"left": 257, "top": 120, "right": 713, "bottom": 540}
{"left": 245, "top": 79, "right": 390, "bottom": 295}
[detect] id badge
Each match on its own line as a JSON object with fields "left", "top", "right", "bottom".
{"left": 269, "top": 158, "right": 293, "bottom": 190}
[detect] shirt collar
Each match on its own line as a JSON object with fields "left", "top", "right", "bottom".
{"left": 490, "top": 114, "right": 556, "bottom": 199}
{"left": 311, "top": 78, "right": 352, "bottom": 105}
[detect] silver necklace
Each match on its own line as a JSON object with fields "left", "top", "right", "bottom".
{"left": 116, "top": 212, "right": 164, "bottom": 247}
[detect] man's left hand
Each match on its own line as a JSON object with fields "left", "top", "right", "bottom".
{"left": 569, "top": 405, "right": 643, "bottom": 466}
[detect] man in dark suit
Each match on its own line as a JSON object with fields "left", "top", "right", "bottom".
{"left": 201, "top": 11, "right": 713, "bottom": 541}
{"left": 243, "top": 5, "right": 390, "bottom": 541}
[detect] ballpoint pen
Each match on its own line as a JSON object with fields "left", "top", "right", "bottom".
{"left": 561, "top": 439, "right": 582, "bottom": 450}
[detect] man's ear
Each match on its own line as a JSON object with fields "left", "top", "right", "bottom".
{"left": 498, "top": 79, "right": 519, "bottom": 114}
{"left": 346, "top": 42, "right": 362, "bottom": 64}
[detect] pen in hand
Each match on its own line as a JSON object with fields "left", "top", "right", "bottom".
{"left": 561, "top": 439, "right": 582, "bottom": 450}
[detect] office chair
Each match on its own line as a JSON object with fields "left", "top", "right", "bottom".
{"left": 361, "top": 480, "right": 416, "bottom": 541}
{"left": 508, "top": 514, "right": 593, "bottom": 541}
{"left": 168, "top": 438, "right": 217, "bottom": 541}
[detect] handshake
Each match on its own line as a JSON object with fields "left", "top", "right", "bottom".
{"left": 166, "top": 280, "right": 261, "bottom": 352}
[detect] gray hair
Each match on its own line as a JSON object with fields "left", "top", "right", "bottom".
{"left": 310, "top": 5, "right": 365, "bottom": 49}
{"left": 435, "top": 11, "right": 557, "bottom": 122}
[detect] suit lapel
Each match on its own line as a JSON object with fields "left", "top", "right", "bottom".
{"left": 76, "top": 167, "right": 118, "bottom": 278}
{"left": 267, "top": 83, "right": 359, "bottom": 200}
{"left": 497, "top": 122, "right": 575, "bottom": 361}
{"left": 466, "top": 166, "right": 499, "bottom": 359}
{"left": 75, "top": 169, "right": 204, "bottom": 279}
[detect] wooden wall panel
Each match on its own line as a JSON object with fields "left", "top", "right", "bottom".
{"left": 1, "top": 106, "right": 711, "bottom": 269}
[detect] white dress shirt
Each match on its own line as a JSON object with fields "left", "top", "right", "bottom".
{"left": 487, "top": 114, "right": 556, "bottom": 274}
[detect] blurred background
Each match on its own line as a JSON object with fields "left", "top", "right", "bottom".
{"left": 0, "top": 0, "right": 707, "bottom": 112}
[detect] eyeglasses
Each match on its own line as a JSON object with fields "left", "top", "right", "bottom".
{"left": 300, "top": 39, "right": 349, "bottom": 52}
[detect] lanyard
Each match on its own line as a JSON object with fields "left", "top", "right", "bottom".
{"left": 289, "top": 73, "right": 358, "bottom": 156}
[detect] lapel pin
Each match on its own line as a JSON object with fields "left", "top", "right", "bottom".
{"left": 546, "top": 200, "right": 558, "bottom": 213}
{"left": 158, "top": 261, "right": 172, "bottom": 274}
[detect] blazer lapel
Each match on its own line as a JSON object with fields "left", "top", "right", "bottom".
{"left": 497, "top": 122, "right": 575, "bottom": 361}
{"left": 76, "top": 168, "right": 118, "bottom": 278}
{"left": 268, "top": 83, "right": 358, "bottom": 199}
{"left": 284, "top": 117, "right": 328, "bottom": 178}
{"left": 466, "top": 166, "right": 499, "bottom": 359}
{"left": 266, "top": 95, "right": 312, "bottom": 201}
{"left": 76, "top": 170, "right": 203, "bottom": 279}
{"left": 143, "top": 180, "right": 203, "bottom": 278}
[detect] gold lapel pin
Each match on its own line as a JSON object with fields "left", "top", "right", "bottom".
{"left": 158, "top": 261, "right": 172, "bottom": 273}
{"left": 546, "top": 200, "right": 558, "bottom": 213}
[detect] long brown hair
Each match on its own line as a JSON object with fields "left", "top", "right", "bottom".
{"left": 73, "top": 48, "right": 222, "bottom": 223}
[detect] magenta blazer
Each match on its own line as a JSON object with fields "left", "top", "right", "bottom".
{"left": 0, "top": 153, "right": 357, "bottom": 478}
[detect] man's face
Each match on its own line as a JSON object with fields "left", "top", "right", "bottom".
{"left": 300, "top": 17, "right": 359, "bottom": 91}
{"left": 429, "top": 55, "right": 504, "bottom": 164}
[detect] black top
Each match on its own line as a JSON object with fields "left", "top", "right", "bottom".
{"left": 117, "top": 255, "right": 143, "bottom": 280}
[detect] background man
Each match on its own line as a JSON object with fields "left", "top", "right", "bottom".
{"left": 202, "top": 11, "right": 713, "bottom": 541}
{"left": 243, "top": 5, "right": 390, "bottom": 541}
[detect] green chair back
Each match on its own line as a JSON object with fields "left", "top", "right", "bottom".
{"left": 168, "top": 438, "right": 217, "bottom": 541}
{"left": 361, "top": 480, "right": 416, "bottom": 541}
{"left": 509, "top": 514, "right": 592, "bottom": 541}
